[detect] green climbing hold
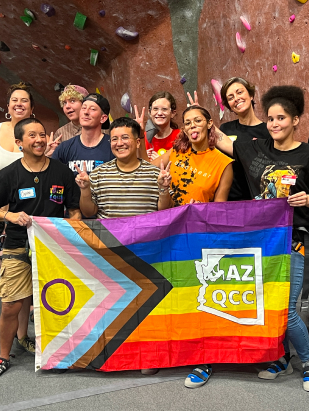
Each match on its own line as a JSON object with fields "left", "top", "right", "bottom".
{"left": 20, "top": 15, "right": 33, "bottom": 26}
{"left": 125, "top": 113, "right": 130, "bottom": 117}
{"left": 90, "top": 49, "right": 98, "bottom": 66}
{"left": 74, "top": 12, "right": 87, "bottom": 30}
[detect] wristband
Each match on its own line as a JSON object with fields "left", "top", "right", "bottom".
{"left": 3, "top": 211, "right": 10, "bottom": 221}
{"left": 158, "top": 187, "right": 169, "bottom": 194}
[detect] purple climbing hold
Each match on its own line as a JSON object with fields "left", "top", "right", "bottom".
{"left": 41, "top": 4, "right": 55, "bottom": 17}
{"left": 116, "top": 27, "right": 139, "bottom": 41}
{"left": 121, "top": 93, "right": 132, "bottom": 113}
{"left": 289, "top": 15, "right": 295, "bottom": 23}
{"left": 180, "top": 77, "right": 187, "bottom": 84}
{"left": 100, "top": 47, "right": 107, "bottom": 51}
{"left": 99, "top": 10, "right": 105, "bottom": 17}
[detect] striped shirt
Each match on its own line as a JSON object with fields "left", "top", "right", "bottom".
{"left": 89, "top": 159, "right": 161, "bottom": 218}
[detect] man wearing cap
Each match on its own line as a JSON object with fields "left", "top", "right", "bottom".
{"left": 52, "top": 93, "right": 114, "bottom": 175}
{"left": 53, "top": 84, "right": 89, "bottom": 143}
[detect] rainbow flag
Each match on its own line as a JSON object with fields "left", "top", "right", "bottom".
{"left": 28, "top": 198, "right": 292, "bottom": 371}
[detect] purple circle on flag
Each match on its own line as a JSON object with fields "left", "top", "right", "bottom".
{"left": 41, "top": 279, "right": 75, "bottom": 315}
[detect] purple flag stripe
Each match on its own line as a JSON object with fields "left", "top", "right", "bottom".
{"left": 100, "top": 198, "right": 293, "bottom": 246}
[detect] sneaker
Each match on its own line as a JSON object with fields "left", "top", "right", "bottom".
{"left": 258, "top": 360, "right": 293, "bottom": 380}
{"left": 303, "top": 365, "right": 309, "bottom": 392}
{"left": 185, "top": 365, "right": 212, "bottom": 388}
{"left": 0, "top": 358, "right": 10, "bottom": 376}
{"left": 141, "top": 368, "right": 159, "bottom": 375}
{"left": 16, "top": 335, "right": 35, "bottom": 356}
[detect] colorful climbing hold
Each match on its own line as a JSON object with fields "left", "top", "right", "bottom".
{"left": 297, "top": 0, "right": 308, "bottom": 3}
{"left": 211, "top": 79, "right": 225, "bottom": 113}
{"left": 41, "top": 4, "right": 55, "bottom": 17}
{"left": 272, "top": 65, "right": 278, "bottom": 72}
{"left": 289, "top": 15, "right": 295, "bottom": 23}
{"left": 64, "top": 45, "right": 71, "bottom": 50}
{"left": 125, "top": 113, "right": 130, "bottom": 118}
{"left": 24, "top": 8, "right": 36, "bottom": 20}
{"left": 100, "top": 47, "right": 107, "bottom": 51}
{"left": 292, "top": 52, "right": 300, "bottom": 64}
{"left": 32, "top": 44, "right": 41, "bottom": 51}
{"left": 236, "top": 32, "right": 246, "bottom": 53}
{"left": 99, "top": 10, "right": 106, "bottom": 17}
{"left": 116, "top": 27, "right": 139, "bottom": 41}
{"left": 74, "top": 12, "right": 87, "bottom": 30}
{"left": 180, "top": 77, "right": 187, "bottom": 84}
{"left": 100, "top": 86, "right": 104, "bottom": 94}
{"left": 20, "top": 15, "right": 33, "bottom": 26}
{"left": 240, "top": 16, "right": 251, "bottom": 31}
{"left": 90, "top": 49, "right": 98, "bottom": 66}
{"left": 121, "top": 93, "right": 132, "bottom": 113}
{"left": 0, "top": 41, "right": 10, "bottom": 52}
{"left": 0, "top": 13, "right": 5, "bottom": 18}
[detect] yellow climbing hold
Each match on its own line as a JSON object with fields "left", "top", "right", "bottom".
{"left": 297, "top": 0, "right": 308, "bottom": 4}
{"left": 292, "top": 52, "right": 300, "bottom": 64}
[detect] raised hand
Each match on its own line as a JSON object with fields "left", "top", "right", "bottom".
{"left": 45, "top": 132, "right": 62, "bottom": 157}
{"left": 134, "top": 105, "right": 146, "bottom": 136}
{"left": 157, "top": 159, "right": 172, "bottom": 189}
{"left": 74, "top": 161, "right": 90, "bottom": 189}
{"left": 187, "top": 90, "right": 200, "bottom": 106}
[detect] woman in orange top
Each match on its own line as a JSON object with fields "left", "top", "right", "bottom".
{"left": 152, "top": 105, "right": 233, "bottom": 206}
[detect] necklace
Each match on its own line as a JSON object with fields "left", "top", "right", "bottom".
{"left": 23, "top": 157, "right": 47, "bottom": 183}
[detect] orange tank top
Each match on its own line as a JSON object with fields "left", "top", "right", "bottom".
{"left": 169, "top": 147, "right": 233, "bottom": 206}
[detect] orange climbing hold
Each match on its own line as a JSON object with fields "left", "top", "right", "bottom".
{"left": 65, "top": 45, "right": 71, "bottom": 50}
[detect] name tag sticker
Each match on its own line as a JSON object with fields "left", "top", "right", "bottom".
{"left": 18, "top": 187, "right": 36, "bottom": 200}
{"left": 281, "top": 175, "right": 297, "bottom": 185}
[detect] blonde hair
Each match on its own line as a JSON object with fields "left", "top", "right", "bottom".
{"left": 59, "top": 85, "right": 85, "bottom": 107}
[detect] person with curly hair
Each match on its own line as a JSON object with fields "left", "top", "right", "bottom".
{"left": 151, "top": 105, "right": 233, "bottom": 208}
{"left": 53, "top": 84, "right": 89, "bottom": 143}
{"left": 215, "top": 85, "right": 309, "bottom": 391}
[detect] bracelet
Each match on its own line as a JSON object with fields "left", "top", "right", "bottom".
{"left": 158, "top": 187, "right": 169, "bottom": 194}
{"left": 3, "top": 211, "right": 10, "bottom": 221}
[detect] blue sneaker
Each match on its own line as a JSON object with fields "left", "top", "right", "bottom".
{"left": 303, "top": 365, "right": 309, "bottom": 392}
{"left": 258, "top": 359, "right": 293, "bottom": 380}
{"left": 185, "top": 365, "right": 212, "bottom": 388}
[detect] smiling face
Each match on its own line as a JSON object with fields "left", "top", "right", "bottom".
{"left": 79, "top": 100, "right": 107, "bottom": 129}
{"left": 267, "top": 104, "right": 299, "bottom": 144}
{"left": 8, "top": 90, "right": 32, "bottom": 121}
{"left": 62, "top": 97, "right": 82, "bottom": 124}
{"left": 183, "top": 108, "right": 212, "bottom": 151}
{"left": 226, "top": 82, "right": 253, "bottom": 115}
{"left": 16, "top": 122, "right": 47, "bottom": 158}
{"left": 110, "top": 126, "right": 140, "bottom": 162}
{"left": 149, "top": 98, "right": 175, "bottom": 129}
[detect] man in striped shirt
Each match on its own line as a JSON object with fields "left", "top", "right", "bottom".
{"left": 75, "top": 117, "right": 173, "bottom": 219}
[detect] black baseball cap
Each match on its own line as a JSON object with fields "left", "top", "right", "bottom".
{"left": 83, "top": 93, "right": 110, "bottom": 128}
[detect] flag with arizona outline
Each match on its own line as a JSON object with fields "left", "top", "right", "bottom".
{"left": 28, "top": 198, "right": 292, "bottom": 371}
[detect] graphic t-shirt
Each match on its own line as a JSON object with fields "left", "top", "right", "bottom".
{"left": 220, "top": 120, "right": 270, "bottom": 201}
{"left": 52, "top": 134, "right": 115, "bottom": 176}
{"left": 0, "top": 159, "right": 80, "bottom": 248}
{"left": 145, "top": 129, "right": 180, "bottom": 156}
{"left": 169, "top": 147, "right": 233, "bottom": 206}
{"left": 233, "top": 138, "right": 309, "bottom": 228}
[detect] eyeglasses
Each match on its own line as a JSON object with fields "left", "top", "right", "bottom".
{"left": 184, "top": 117, "right": 206, "bottom": 128}
{"left": 150, "top": 107, "right": 171, "bottom": 114}
{"left": 109, "top": 136, "right": 132, "bottom": 144}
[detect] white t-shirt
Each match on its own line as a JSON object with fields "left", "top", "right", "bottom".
{"left": 0, "top": 123, "right": 23, "bottom": 170}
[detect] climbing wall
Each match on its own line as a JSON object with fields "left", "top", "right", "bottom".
{"left": 0, "top": 1, "right": 308, "bottom": 140}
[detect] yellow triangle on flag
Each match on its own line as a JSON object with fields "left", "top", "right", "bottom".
{"left": 35, "top": 237, "right": 94, "bottom": 353}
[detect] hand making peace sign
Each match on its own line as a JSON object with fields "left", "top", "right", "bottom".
{"left": 74, "top": 161, "right": 90, "bottom": 190}
{"left": 157, "top": 159, "right": 172, "bottom": 189}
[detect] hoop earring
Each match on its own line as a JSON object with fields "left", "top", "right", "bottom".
{"left": 31, "top": 113, "right": 35, "bottom": 118}
{"left": 19, "top": 146, "right": 23, "bottom": 151}
{"left": 5, "top": 113, "right": 11, "bottom": 120}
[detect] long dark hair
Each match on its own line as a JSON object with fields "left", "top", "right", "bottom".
{"left": 148, "top": 91, "right": 178, "bottom": 129}
{"left": 173, "top": 106, "right": 217, "bottom": 153}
